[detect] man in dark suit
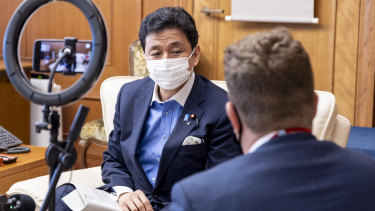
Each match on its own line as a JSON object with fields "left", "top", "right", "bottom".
{"left": 55, "top": 7, "right": 241, "bottom": 211}
{"left": 101, "top": 7, "right": 241, "bottom": 211}
{"left": 168, "top": 27, "right": 375, "bottom": 211}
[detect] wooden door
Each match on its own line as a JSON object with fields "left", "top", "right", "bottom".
{"left": 194, "top": 0, "right": 336, "bottom": 86}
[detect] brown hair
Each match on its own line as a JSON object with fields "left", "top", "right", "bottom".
{"left": 224, "top": 27, "right": 315, "bottom": 133}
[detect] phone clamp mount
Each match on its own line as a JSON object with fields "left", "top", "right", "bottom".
{"left": 61, "top": 37, "right": 78, "bottom": 75}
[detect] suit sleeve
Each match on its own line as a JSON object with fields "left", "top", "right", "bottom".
{"left": 101, "top": 86, "right": 134, "bottom": 190}
{"left": 168, "top": 183, "right": 193, "bottom": 211}
{"left": 206, "top": 111, "right": 241, "bottom": 168}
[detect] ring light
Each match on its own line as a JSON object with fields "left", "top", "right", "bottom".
{"left": 3, "top": 0, "right": 107, "bottom": 106}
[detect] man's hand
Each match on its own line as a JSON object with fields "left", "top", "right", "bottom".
{"left": 118, "top": 190, "right": 153, "bottom": 211}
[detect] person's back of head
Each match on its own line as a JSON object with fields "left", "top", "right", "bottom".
{"left": 168, "top": 27, "right": 375, "bottom": 211}
{"left": 224, "top": 27, "right": 315, "bottom": 134}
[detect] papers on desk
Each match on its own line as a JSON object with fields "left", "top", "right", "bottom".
{"left": 62, "top": 185, "right": 120, "bottom": 211}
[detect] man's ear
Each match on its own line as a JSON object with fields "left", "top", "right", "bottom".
{"left": 193, "top": 45, "right": 200, "bottom": 66}
{"left": 313, "top": 92, "right": 319, "bottom": 118}
{"left": 225, "top": 101, "right": 241, "bottom": 135}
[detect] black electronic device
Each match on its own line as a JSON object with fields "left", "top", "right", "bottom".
{"left": 0, "top": 126, "right": 30, "bottom": 154}
{"left": 0, "top": 125, "right": 23, "bottom": 149}
{"left": 33, "top": 39, "right": 92, "bottom": 74}
{"left": 0, "top": 194, "right": 36, "bottom": 211}
{"left": 0, "top": 154, "right": 18, "bottom": 164}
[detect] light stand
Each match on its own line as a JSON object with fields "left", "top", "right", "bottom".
{"left": 33, "top": 40, "right": 87, "bottom": 211}
{"left": 3, "top": 1, "right": 107, "bottom": 211}
{"left": 39, "top": 105, "right": 89, "bottom": 211}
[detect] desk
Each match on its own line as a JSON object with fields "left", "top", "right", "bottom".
{"left": 0, "top": 145, "right": 48, "bottom": 194}
{"left": 0, "top": 59, "right": 33, "bottom": 144}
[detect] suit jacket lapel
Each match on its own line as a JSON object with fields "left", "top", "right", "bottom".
{"left": 155, "top": 76, "right": 206, "bottom": 188}
{"left": 127, "top": 79, "right": 154, "bottom": 187}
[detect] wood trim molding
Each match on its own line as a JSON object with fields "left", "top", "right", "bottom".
{"left": 93, "top": 0, "right": 114, "bottom": 66}
{"left": 83, "top": 90, "right": 100, "bottom": 101}
{"left": 355, "top": 0, "right": 375, "bottom": 126}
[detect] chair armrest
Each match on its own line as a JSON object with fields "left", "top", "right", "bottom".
{"left": 76, "top": 118, "right": 108, "bottom": 169}
{"left": 331, "top": 114, "right": 351, "bottom": 147}
{"left": 77, "top": 138, "right": 108, "bottom": 169}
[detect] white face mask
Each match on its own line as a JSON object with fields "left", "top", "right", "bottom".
{"left": 145, "top": 49, "right": 195, "bottom": 90}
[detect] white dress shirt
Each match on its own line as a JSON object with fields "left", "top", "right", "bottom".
{"left": 248, "top": 131, "right": 277, "bottom": 154}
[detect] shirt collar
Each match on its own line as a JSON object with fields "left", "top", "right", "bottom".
{"left": 150, "top": 72, "right": 195, "bottom": 107}
{"left": 248, "top": 131, "right": 277, "bottom": 154}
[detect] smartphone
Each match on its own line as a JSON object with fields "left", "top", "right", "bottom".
{"left": 32, "top": 39, "right": 92, "bottom": 73}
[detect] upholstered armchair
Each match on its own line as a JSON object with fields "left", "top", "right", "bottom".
{"left": 7, "top": 76, "right": 351, "bottom": 209}
{"left": 129, "top": 40, "right": 148, "bottom": 77}
{"left": 76, "top": 40, "right": 148, "bottom": 169}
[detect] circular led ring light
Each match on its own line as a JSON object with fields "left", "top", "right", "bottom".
{"left": 3, "top": 0, "right": 107, "bottom": 106}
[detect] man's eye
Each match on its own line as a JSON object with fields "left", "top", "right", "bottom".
{"left": 150, "top": 52, "right": 160, "bottom": 57}
{"left": 171, "top": 50, "right": 181, "bottom": 55}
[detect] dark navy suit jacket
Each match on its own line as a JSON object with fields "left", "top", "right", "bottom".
{"left": 169, "top": 133, "right": 375, "bottom": 211}
{"left": 101, "top": 75, "right": 241, "bottom": 207}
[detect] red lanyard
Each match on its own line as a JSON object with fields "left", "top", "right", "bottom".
{"left": 272, "top": 128, "right": 311, "bottom": 139}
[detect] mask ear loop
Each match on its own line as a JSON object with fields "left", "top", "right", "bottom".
{"left": 144, "top": 54, "right": 149, "bottom": 62}
{"left": 187, "top": 47, "right": 195, "bottom": 60}
{"left": 187, "top": 47, "right": 196, "bottom": 73}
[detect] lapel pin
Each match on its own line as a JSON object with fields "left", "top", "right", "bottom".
{"left": 184, "top": 114, "right": 189, "bottom": 122}
{"left": 184, "top": 114, "right": 199, "bottom": 127}
{"left": 190, "top": 114, "right": 199, "bottom": 128}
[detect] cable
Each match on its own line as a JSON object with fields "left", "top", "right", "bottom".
{"left": 47, "top": 50, "right": 70, "bottom": 93}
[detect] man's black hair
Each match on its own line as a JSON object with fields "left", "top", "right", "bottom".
{"left": 139, "top": 7, "right": 199, "bottom": 51}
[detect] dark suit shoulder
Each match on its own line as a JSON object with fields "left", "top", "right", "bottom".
{"left": 172, "top": 155, "right": 249, "bottom": 210}
{"left": 193, "top": 75, "right": 229, "bottom": 112}
{"left": 173, "top": 135, "right": 375, "bottom": 210}
{"left": 196, "top": 75, "right": 228, "bottom": 98}
{"left": 334, "top": 144, "right": 375, "bottom": 174}
{"left": 176, "top": 153, "right": 247, "bottom": 189}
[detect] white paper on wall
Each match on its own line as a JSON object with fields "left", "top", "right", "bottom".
{"left": 227, "top": 0, "right": 318, "bottom": 23}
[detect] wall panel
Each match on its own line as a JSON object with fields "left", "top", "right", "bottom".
{"left": 142, "top": 0, "right": 179, "bottom": 19}
{"left": 0, "top": 0, "right": 25, "bottom": 58}
{"left": 193, "top": 0, "right": 218, "bottom": 79}
{"left": 356, "top": 0, "right": 375, "bottom": 126}
{"left": 0, "top": 0, "right": 30, "bottom": 143}
{"left": 0, "top": 72, "right": 30, "bottom": 143}
{"left": 333, "top": 0, "right": 361, "bottom": 124}
{"left": 208, "top": 0, "right": 337, "bottom": 91}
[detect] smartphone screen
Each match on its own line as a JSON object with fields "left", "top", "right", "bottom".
{"left": 33, "top": 39, "right": 92, "bottom": 73}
